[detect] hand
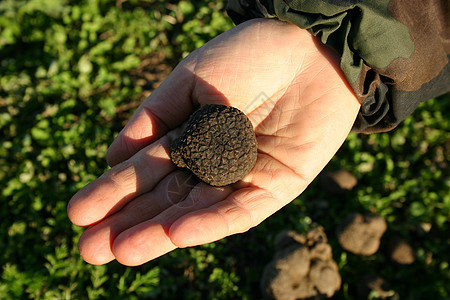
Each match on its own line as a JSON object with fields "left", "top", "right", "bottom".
{"left": 67, "top": 19, "right": 360, "bottom": 266}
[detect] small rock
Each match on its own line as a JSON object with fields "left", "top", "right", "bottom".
{"left": 336, "top": 213, "right": 387, "bottom": 256}
{"left": 417, "top": 222, "right": 432, "bottom": 236}
{"left": 319, "top": 170, "right": 358, "bottom": 195}
{"left": 388, "top": 237, "right": 415, "bottom": 265}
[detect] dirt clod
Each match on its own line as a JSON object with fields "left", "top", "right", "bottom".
{"left": 261, "top": 227, "right": 341, "bottom": 299}
{"left": 388, "top": 237, "right": 415, "bottom": 265}
{"left": 319, "top": 170, "right": 358, "bottom": 195}
{"left": 336, "top": 213, "right": 387, "bottom": 256}
{"left": 357, "top": 274, "right": 395, "bottom": 299}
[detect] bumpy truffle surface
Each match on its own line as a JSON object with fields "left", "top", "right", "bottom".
{"left": 170, "top": 104, "right": 257, "bottom": 186}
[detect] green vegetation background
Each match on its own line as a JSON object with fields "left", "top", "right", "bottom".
{"left": 0, "top": 0, "right": 448, "bottom": 299}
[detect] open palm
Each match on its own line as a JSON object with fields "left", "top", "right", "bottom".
{"left": 67, "top": 19, "right": 360, "bottom": 266}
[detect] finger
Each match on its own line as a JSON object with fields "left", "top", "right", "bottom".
{"left": 68, "top": 135, "right": 175, "bottom": 227}
{"left": 106, "top": 61, "right": 198, "bottom": 167}
{"left": 112, "top": 183, "right": 233, "bottom": 266}
{"left": 105, "top": 150, "right": 302, "bottom": 265}
{"left": 168, "top": 187, "right": 275, "bottom": 247}
{"left": 77, "top": 170, "right": 198, "bottom": 265}
{"left": 168, "top": 153, "right": 305, "bottom": 247}
{"left": 113, "top": 221, "right": 177, "bottom": 266}
{"left": 112, "top": 153, "right": 304, "bottom": 266}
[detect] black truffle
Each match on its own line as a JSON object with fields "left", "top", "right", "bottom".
{"left": 170, "top": 104, "right": 257, "bottom": 186}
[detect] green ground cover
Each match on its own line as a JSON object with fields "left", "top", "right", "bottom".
{"left": 0, "top": 0, "right": 448, "bottom": 299}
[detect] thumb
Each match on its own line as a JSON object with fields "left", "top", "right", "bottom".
{"left": 106, "top": 63, "right": 196, "bottom": 166}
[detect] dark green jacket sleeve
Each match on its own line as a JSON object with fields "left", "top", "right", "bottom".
{"left": 227, "top": 0, "right": 450, "bottom": 133}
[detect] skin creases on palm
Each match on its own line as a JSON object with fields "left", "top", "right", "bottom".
{"left": 67, "top": 19, "right": 360, "bottom": 266}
